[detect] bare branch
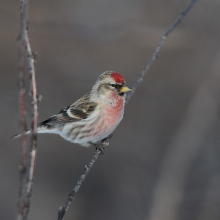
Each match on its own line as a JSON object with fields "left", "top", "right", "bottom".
{"left": 17, "top": 0, "right": 39, "bottom": 219}
{"left": 125, "top": 0, "right": 199, "bottom": 103}
{"left": 57, "top": 149, "right": 102, "bottom": 220}
{"left": 57, "top": 1, "right": 199, "bottom": 219}
{"left": 17, "top": 22, "right": 27, "bottom": 220}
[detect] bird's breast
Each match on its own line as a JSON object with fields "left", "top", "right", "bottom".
{"left": 92, "top": 98, "right": 125, "bottom": 140}
{"left": 104, "top": 98, "right": 124, "bottom": 124}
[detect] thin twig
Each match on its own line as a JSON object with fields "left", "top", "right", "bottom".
{"left": 125, "top": 0, "right": 199, "bottom": 103}
{"left": 57, "top": 149, "right": 102, "bottom": 220}
{"left": 17, "top": 26, "right": 27, "bottom": 220}
{"left": 18, "top": 0, "right": 39, "bottom": 219}
{"left": 57, "top": 1, "right": 199, "bottom": 219}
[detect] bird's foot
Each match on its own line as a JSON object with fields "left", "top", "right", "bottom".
{"left": 89, "top": 135, "right": 112, "bottom": 155}
{"left": 90, "top": 142, "right": 108, "bottom": 155}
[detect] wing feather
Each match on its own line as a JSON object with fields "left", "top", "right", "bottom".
{"left": 38, "top": 93, "right": 97, "bottom": 129}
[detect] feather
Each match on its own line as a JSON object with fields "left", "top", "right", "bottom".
{"left": 38, "top": 93, "right": 97, "bottom": 129}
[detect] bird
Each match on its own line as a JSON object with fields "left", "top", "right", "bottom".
{"left": 12, "top": 71, "right": 131, "bottom": 150}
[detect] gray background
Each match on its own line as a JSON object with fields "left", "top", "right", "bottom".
{"left": 1, "top": 0, "right": 220, "bottom": 219}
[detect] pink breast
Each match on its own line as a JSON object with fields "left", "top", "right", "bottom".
{"left": 104, "top": 98, "right": 124, "bottom": 125}
{"left": 90, "top": 97, "right": 124, "bottom": 140}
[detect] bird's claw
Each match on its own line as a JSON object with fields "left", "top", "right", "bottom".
{"left": 98, "top": 140, "right": 110, "bottom": 155}
{"left": 90, "top": 136, "right": 111, "bottom": 155}
{"left": 101, "top": 140, "right": 109, "bottom": 146}
{"left": 89, "top": 142, "right": 105, "bottom": 155}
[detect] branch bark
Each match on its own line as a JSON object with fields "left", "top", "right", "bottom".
{"left": 57, "top": 0, "right": 199, "bottom": 219}
{"left": 17, "top": 20, "right": 27, "bottom": 220}
{"left": 57, "top": 149, "right": 102, "bottom": 220}
{"left": 17, "top": 0, "right": 39, "bottom": 219}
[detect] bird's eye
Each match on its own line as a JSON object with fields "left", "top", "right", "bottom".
{"left": 111, "top": 84, "right": 116, "bottom": 88}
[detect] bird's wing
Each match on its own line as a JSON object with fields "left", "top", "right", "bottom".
{"left": 67, "top": 93, "right": 97, "bottom": 119}
{"left": 38, "top": 93, "right": 97, "bottom": 128}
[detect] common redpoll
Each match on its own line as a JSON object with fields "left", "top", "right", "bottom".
{"left": 12, "top": 71, "right": 131, "bottom": 148}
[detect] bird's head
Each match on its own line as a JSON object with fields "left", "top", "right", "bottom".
{"left": 91, "top": 71, "right": 131, "bottom": 101}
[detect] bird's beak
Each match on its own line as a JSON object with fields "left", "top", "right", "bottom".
{"left": 120, "top": 86, "right": 131, "bottom": 93}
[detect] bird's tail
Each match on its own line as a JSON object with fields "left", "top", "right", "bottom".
{"left": 11, "top": 125, "right": 57, "bottom": 140}
{"left": 11, "top": 130, "right": 31, "bottom": 140}
{"left": 11, "top": 116, "right": 59, "bottom": 140}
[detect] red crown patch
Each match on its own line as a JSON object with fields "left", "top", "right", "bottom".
{"left": 111, "top": 72, "right": 124, "bottom": 83}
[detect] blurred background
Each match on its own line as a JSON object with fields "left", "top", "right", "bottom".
{"left": 1, "top": 0, "right": 220, "bottom": 219}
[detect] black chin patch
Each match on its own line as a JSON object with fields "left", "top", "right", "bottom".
{"left": 119, "top": 92, "right": 124, "bottom": 96}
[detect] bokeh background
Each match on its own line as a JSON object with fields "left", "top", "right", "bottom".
{"left": 1, "top": 0, "right": 220, "bottom": 219}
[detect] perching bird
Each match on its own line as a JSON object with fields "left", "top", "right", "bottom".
{"left": 12, "top": 71, "right": 131, "bottom": 149}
